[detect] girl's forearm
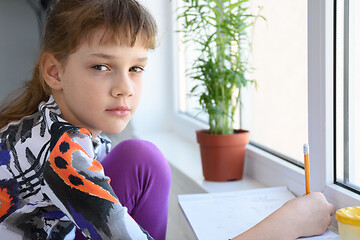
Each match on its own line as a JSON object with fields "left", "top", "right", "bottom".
{"left": 231, "top": 192, "right": 335, "bottom": 240}
{"left": 231, "top": 206, "right": 300, "bottom": 240}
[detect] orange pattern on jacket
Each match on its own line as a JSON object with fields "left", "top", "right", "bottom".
{"left": 0, "top": 188, "right": 13, "bottom": 218}
{"left": 48, "top": 130, "right": 119, "bottom": 204}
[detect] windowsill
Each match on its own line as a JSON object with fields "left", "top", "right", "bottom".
{"left": 164, "top": 112, "right": 307, "bottom": 195}
{"left": 131, "top": 128, "right": 360, "bottom": 207}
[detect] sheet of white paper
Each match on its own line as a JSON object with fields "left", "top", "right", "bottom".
{"left": 178, "top": 187, "right": 339, "bottom": 240}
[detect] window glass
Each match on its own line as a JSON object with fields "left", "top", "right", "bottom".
{"left": 247, "top": 0, "right": 308, "bottom": 164}
{"left": 176, "top": 0, "right": 244, "bottom": 128}
{"left": 177, "top": 23, "right": 209, "bottom": 123}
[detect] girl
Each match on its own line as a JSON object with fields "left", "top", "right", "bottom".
{"left": 0, "top": 0, "right": 171, "bottom": 239}
{"left": 0, "top": 0, "right": 335, "bottom": 240}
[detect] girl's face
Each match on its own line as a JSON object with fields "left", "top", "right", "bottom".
{"left": 54, "top": 31, "right": 148, "bottom": 138}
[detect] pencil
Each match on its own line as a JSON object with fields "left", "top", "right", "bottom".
{"left": 303, "top": 144, "right": 310, "bottom": 194}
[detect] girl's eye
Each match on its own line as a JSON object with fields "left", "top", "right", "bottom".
{"left": 129, "top": 66, "right": 144, "bottom": 73}
{"left": 92, "top": 65, "right": 109, "bottom": 71}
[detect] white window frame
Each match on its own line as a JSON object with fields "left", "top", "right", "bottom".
{"left": 309, "top": 0, "right": 360, "bottom": 208}
{"left": 169, "top": 0, "right": 360, "bottom": 210}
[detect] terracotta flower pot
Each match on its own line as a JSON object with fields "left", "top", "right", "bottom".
{"left": 196, "top": 129, "right": 250, "bottom": 182}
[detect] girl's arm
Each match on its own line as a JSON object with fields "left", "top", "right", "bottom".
{"left": 232, "top": 192, "right": 336, "bottom": 240}
{"left": 41, "top": 125, "right": 152, "bottom": 240}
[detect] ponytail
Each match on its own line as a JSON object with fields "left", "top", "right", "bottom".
{"left": 0, "top": 59, "right": 50, "bottom": 130}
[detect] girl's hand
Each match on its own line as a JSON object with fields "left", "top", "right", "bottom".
{"left": 280, "top": 192, "right": 336, "bottom": 238}
{"left": 233, "top": 192, "right": 335, "bottom": 240}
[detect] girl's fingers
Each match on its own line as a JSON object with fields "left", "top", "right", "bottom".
{"left": 328, "top": 204, "right": 336, "bottom": 226}
{"left": 329, "top": 204, "right": 336, "bottom": 216}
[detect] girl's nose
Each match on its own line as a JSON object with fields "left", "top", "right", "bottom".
{"left": 111, "top": 74, "right": 134, "bottom": 97}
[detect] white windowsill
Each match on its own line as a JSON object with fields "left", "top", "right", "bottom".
{"left": 165, "top": 112, "right": 307, "bottom": 195}
{"left": 134, "top": 128, "right": 360, "bottom": 205}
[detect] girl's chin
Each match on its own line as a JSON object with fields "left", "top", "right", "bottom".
{"left": 102, "top": 125, "right": 128, "bottom": 135}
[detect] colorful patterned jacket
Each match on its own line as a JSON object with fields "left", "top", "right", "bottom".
{"left": 0, "top": 96, "right": 152, "bottom": 240}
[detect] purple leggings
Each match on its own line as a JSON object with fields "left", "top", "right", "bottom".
{"left": 75, "top": 139, "right": 172, "bottom": 240}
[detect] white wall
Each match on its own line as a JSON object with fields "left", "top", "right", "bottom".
{"left": 0, "top": 0, "right": 40, "bottom": 102}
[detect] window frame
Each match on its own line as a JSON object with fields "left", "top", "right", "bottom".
{"left": 169, "top": 0, "right": 360, "bottom": 209}
{"left": 334, "top": 0, "right": 360, "bottom": 195}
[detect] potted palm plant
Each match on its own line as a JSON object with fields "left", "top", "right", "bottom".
{"left": 177, "top": 0, "right": 263, "bottom": 181}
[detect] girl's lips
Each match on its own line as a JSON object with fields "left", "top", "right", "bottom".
{"left": 106, "top": 106, "right": 131, "bottom": 117}
{"left": 107, "top": 106, "right": 130, "bottom": 111}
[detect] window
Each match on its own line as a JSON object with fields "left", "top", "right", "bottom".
{"left": 335, "top": 0, "right": 360, "bottom": 193}
{"left": 176, "top": 0, "right": 308, "bottom": 165}
{"left": 171, "top": 0, "right": 360, "bottom": 203}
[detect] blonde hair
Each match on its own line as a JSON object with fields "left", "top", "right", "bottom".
{"left": 0, "top": 0, "right": 157, "bottom": 129}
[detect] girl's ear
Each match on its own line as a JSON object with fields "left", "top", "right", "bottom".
{"left": 42, "top": 53, "right": 63, "bottom": 90}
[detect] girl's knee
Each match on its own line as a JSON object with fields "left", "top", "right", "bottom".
{"left": 113, "top": 139, "right": 163, "bottom": 162}
{"left": 111, "top": 139, "right": 171, "bottom": 181}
